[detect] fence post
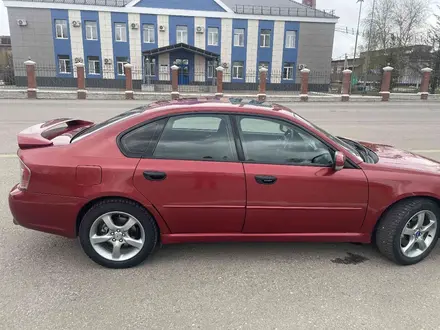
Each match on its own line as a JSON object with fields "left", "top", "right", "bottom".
{"left": 420, "top": 67, "right": 433, "bottom": 100}
{"left": 300, "top": 68, "right": 310, "bottom": 102}
{"left": 215, "top": 66, "right": 224, "bottom": 97}
{"left": 75, "top": 62, "right": 86, "bottom": 100}
{"left": 171, "top": 65, "right": 179, "bottom": 100}
{"left": 341, "top": 69, "right": 352, "bottom": 102}
{"left": 380, "top": 66, "right": 394, "bottom": 102}
{"left": 124, "top": 63, "right": 134, "bottom": 100}
{"left": 24, "top": 59, "right": 37, "bottom": 99}
{"left": 257, "top": 67, "right": 268, "bottom": 102}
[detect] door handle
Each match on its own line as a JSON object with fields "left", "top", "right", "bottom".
{"left": 255, "top": 175, "right": 277, "bottom": 185}
{"left": 143, "top": 171, "right": 167, "bottom": 181}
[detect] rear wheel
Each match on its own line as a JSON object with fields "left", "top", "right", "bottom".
{"left": 79, "top": 199, "right": 158, "bottom": 268}
{"left": 376, "top": 198, "right": 440, "bottom": 265}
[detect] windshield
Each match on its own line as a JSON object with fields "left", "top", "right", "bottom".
{"left": 293, "top": 113, "right": 363, "bottom": 160}
{"left": 71, "top": 106, "right": 147, "bottom": 142}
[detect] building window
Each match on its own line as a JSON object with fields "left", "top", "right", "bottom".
{"left": 259, "top": 62, "right": 269, "bottom": 70}
{"left": 283, "top": 62, "right": 294, "bottom": 80}
{"left": 208, "top": 27, "right": 219, "bottom": 46}
{"left": 55, "top": 19, "right": 68, "bottom": 39}
{"left": 176, "top": 25, "right": 188, "bottom": 44}
{"left": 116, "top": 57, "right": 129, "bottom": 76}
{"left": 260, "top": 29, "right": 271, "bottom": 48}
{"left": 145, "top": 58, "right": 156, "bottom": 76}
{"left": 143, "top": 24, "right": 155, "bottom": 43}
{"left": 58, "top": 55, "right": 71, "bottom": 74}
{"left": 88, "top": 56, "right": 100, "bottom": 75}
{"left": 233, "top": 28, "right": 245, "bottom": 47}
{"left": 207, "top": 61, "right": 215, "bottom": 78}
{"left": 232, "top": 61, "right": 244, "bottom": 79}
{"left": 115, "top": 23, "right": 127, "bottom": 42}
{"left": 85, "top": 21, "right": 98, "bottom": 40}
{"left": 285, "top": 30, "right": 296, "bottom": 49}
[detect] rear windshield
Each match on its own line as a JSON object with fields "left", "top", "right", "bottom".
{"left": 71, "top": 106, "right": 146, "bottom": 142}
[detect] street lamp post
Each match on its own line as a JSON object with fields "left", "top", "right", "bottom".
{"left": 353, "top": 0, "right": 364, "bottom": 72}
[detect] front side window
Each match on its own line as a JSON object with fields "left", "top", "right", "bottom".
{"left": 283, "top": 62, "right": 294, "bottom": 80}
{"left": 55, "top": 19, "right": 68, "bottom": 39}
{"left": 208, "top": 27, "right": 219, "bottom": 46}
{"left": 85, "top": 21, "right": 98, "bottom": 40}
{"left": 116, "top": 57, "right": 128, "bottom": 75}
{"left": 143, "top": 24, "right": 155, "bottom": 43}
{"left": 260, "top": 29, "right": 271, "bottom": 48}
{"left": 153, "top": 115, "right": 238, "bottom": 162}
{"left": 285, "top": 30, "right": 296, "bottom": 49}
{"left": 237, "top": 116, "right": 333, "bottom": 166}
{"left": 232, "top": 61, "right": 244, "bottom": 79}
{"left": 234, "top": 28, "right": 245, "bottom": 47}
{"left": 176, "top": 25, "right": 188, "bottom": 44}
{"left": 88, "top": 56, "right": 100, "bottom": 75}
{"left": 58, "top": 55, "right": 71, "bottom": 74}
{"left": 115, "top": 23, "right": 127, "bottom": 42}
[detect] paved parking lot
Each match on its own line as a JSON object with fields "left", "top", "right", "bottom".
{"left": 1, "top": 100, "right": 440, "bottom": 329}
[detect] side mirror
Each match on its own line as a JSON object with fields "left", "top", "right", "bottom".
{"left": 334, "top": 151, "right": 346, "bottom": 171}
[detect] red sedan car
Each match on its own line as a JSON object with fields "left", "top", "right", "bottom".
{"left": 9, "top": 98, "right": 440, "bottom": 268}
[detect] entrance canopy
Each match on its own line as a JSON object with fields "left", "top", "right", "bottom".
{"left": 142, "top": 43, "right": 220, "bottom": 60}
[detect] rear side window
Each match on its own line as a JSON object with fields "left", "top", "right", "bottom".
{"left": 153, "top": 115, "right": 238, "bottom": 162}
{"left": 119, "top": 119, "right": 166, "bottom": 156}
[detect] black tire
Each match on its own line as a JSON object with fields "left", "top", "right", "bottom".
{"left": 79, "top": 199, "right": 158, "bottom": 269}
{"left": 375, "top": 198, "right": 440, "bottom": 265}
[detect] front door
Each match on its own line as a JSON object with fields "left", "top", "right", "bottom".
{"left": 133, "top": 114, "right": 246, "bottom": 233}
{"left": 234, "top": 115, "right": 369, "bottom": 234}
{"left": 175, "top": 58, "right": 190, "bottom": 85}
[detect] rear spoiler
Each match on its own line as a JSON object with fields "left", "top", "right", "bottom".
{"left": 18, "top": 118, "right": 94, "bottom": 149}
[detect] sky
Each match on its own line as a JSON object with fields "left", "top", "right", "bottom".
{"left": 0, "top": 0, "right": 437, "bottom": 58}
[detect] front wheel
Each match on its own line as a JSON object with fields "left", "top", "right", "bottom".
{"left": 79, "top": 199, "right": 158, "bottom": 268}
{"left": 376, "top": 198, "right": 440, "bottom": 265}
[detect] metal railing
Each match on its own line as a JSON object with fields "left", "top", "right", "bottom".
{"left": 11, "top": 0, "right": 130, "bottom": 6}
{"left": 233, "top": 5, "right": 337, "bottom": 18}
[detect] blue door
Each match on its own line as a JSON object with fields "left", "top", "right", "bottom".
{"left": 176, "top": 59, "right": 190, "bottom": 85}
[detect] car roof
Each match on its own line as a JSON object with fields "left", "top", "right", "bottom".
{"left": 142, "top": 97, "right": 297, "bottom": 116}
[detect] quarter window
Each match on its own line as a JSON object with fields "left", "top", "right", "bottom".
{"left": 285, "top": 30, "right": 296, "bottom": 48}
{"left": 85, "top": 21, "right": 98, "bottom": 40}
{"left": 233, "top": 28, "right": 245, "bottom": 47}
{"left": 120, "top": 119, "right": 167, "bottom": 155}
{"left": 207, "top": 27, "right": 219, "bottom": 46}
{"left": 237, "top": 116, "right": 333, "bottom": 166}
{"left": 143, "top": 24, "right": 155, "bottom": 43}
{"left": 153, "top": 115, "right": 238, "bottom": 162}
{"left": 260, "top": 29, "right": 271, "bottom": 48}
{"left": 115, "top": 23, "right": 127, "bottom": 42}
{"left": 55, "top": 19, "right": 68, "bottom": 39}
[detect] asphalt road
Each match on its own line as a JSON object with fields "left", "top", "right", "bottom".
{"left": 1, "top": 100, "right": 440, "bottom": 329}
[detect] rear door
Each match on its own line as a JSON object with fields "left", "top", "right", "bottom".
{"left": 235, "top": 115, "right": 369, "bottom": 234}
{"left": 131, "top": 114, "right": 246, "bottom": 233}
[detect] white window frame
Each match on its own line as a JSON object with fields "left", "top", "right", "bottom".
{"left": 207, "top": 27, "right": 219, "bottom": 46}
{"left": 143, "top": 24, "right": 155, "bottom": 44}
{"left": 260, "top": 29, "right": 271, "bottom": 48}
{"left": 232, "top": 61, "right": 244, "bottom": 79}
{"left": 207, "top": 61, "right": 215, "bottom": 78}
{"left": 116, "top": 58, "right": 128, "bottom": 76}
{"left": 283, "top": 63, "right": 294, "bottom": 80}
{"left": 233, "top": 28, "right": 245, "bottom": 47}
{"left": 85, "top": 21, "right": 98, "bottom": 41}
{"left": 55, "top": 19, "right": 68, "bottom": 39}
{"left": 115, "top": 23, "right": 127, "bottom": 42}
{"left": 88, "top": 57, "right": 100, "bottom": 75}
{"left": 58, "top": 56, "right": 71, "bottom": 74}
{"left": 285, "top": 30, "right": 296, "bottom": 49}
{"left": 176, "top": 25, "right": 188, "bottom": 44}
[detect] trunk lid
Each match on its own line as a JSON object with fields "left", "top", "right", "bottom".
{"left": 17, "top": 118, "right": 94, "bottom": 149}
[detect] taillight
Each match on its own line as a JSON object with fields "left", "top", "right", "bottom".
{"left": 19, "top": 158, "right": 31, "bottom": 190}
